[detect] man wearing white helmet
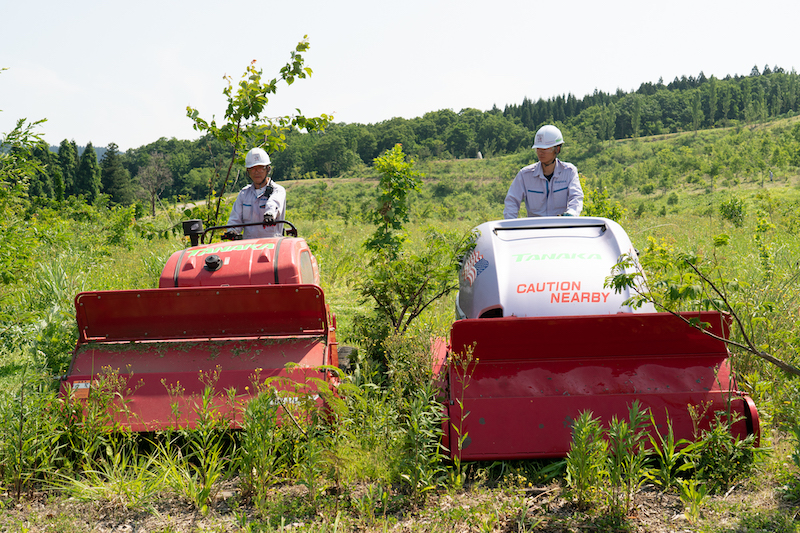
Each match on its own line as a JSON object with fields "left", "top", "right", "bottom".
{"left": 503, "top": 125, "right": 583, "bottom": 218}
{"left": 225, "top": 147, "right": 287, "bottom": 239}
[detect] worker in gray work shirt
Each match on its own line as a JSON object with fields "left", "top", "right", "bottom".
{"left": 225, "top": 147, "right": 287, "bottom": 239}
{"left": 503, "top": 124, "right": 583, "bottom": 218}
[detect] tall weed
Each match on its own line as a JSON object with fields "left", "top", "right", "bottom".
{"left": 605, "top": 401, "right": 650, "bottom": 515}
{"left": 447, "top": 344, "right": 477, "bottom": 490}
{"left": 56, "top": 366, "right": 139, "bottom": 469}
{"left": 565, "top": 411, "right": 607, "bottom": 509}
{"left": 245, "top": 365, "right": 345, "bottom": 515}
{"left": 335, "top": 380, "right": 402, "bottom": 483}
{"left": 0, "top": 370, "right": 64, "bottom": 499}
{"left": 157, "top": 369, "right": 237, "bottom": 516}
{"left": 236, "top": 389, "right": 289, "bottom": 502}
{"left": 19, "top": 261, "right": 84, "bottom": 374}
{"left": 398, "top": 380, "right": 445, "bottom": 501}
{"left": 647, "top": 410, "right": 691, "bottom": 491}
{"left": 384, "top": 325, "right": 440, "bottom": 399}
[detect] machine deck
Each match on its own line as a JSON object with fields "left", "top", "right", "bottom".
{"left": 443, "top": 311, "right": 759, "bottom": 459}
{"left": 63, "top": 285, "right": 335, "bottom": 431}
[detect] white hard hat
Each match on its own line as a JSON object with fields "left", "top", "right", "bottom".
{"left": 245, "top": 147, "right": 271, "bottom": 168}
{"left": 532, "top": 125, "right": 564, "bottom": 149}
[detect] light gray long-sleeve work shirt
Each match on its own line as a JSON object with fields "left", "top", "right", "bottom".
{"left": 503, "top": 159, "right": 584, "bottom": 218}
{"left": 226, "top": 180, "right": 287, "bottom": 239}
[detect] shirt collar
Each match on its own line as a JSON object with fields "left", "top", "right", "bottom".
{"left": 254, "top": 180, "right": 271, "bottom": 196}
{"left": 537, "top": 158, "right": 560, "bottom": 177}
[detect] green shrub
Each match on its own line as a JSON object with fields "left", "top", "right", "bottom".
{"left": 683, "top": 412, "right": 759, "bottom": 494}
{"left": 719, "top": 196, "right": 746, "bottom": 227}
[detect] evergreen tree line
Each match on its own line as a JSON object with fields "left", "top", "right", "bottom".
{"left": 25, "top": 136, "right": 234, "bottom": 208}
{"left": 22, "top": 66, "right": 800, "bottom": 205}
{"left": 505, "top": 65, "right": 799, "bottom": 140}
{"left": 272, "top": 65, "right": 800, "bottom": 182}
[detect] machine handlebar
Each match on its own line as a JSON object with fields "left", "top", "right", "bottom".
{"left": 181, "top": 219, "right": 298, "bottom": 246}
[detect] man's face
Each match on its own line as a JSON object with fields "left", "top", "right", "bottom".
{"left": 247, "top": 165, "right": 269, "bottom": 184}
{"left": 536, "top": 147, "right": 557, "bottom": 165}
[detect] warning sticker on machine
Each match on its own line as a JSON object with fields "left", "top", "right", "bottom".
{"left": 516, "top": 281, "right": 610, "bottom": 303}
{"left": 72, "top": 380, "right": 92, "bottom": 399}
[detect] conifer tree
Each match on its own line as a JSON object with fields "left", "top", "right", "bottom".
{"left": 691, "top": 91, "right": 703, "bottom": 133}
{"left": 58, "top": 139, "right": 79, "bottom": 196}
{"left": 631, "top": 95, "right": 642, "bottom": 138}
{"left": 720, "top": 84, "right": 732, "bottom": 122}
{"left": 100, "top": 142, "right": 135, "bottom": 205}
{"left": 75, "top": 142, "right": 102, "bottom": 202}
{"left": 28, "top": 142, "right": 55, "bottom": 198}
{"left": 706, "top": 76, "right": 718, "bottom": 127}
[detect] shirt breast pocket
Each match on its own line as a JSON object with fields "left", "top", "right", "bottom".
{"left": 551, "top": 185, "right": 568, "bottom": 202}
{"left": 243, "top": 202, "right": 255, "bottom": 222}
{"left": 526, "top": 189, "right": 544, "bottom": 198}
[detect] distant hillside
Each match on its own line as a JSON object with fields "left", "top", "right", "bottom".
{"left": 30, "top": 65, "right": 799, "bottom": 206}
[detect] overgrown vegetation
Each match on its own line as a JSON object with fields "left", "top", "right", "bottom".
{"left": 2, "top": 74, "right": 800, "bottom": 530}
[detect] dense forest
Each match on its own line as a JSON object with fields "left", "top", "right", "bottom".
{"left": 19, "top": 64, "right": 800, "bottom": 208}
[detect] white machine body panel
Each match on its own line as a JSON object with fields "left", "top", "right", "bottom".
{"left": 456, "top": 217, "right": 655, "bottom": 319}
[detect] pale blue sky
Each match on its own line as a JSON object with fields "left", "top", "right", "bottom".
{"left": 1, "top": 0, "right": 798, "bottom": 151}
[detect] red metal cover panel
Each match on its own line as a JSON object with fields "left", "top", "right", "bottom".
{"left": 63, "top": 336, "right": 329, "bottom": 431}
{"left": 450, "top": 312, "right": 730, "bottom": 361}
{"left": 446, "top": 312, "right": 756, "bottom": 459}
{"left": 446, "top": 393, "right": 753, "bottom": 459}
{"left": 75, "top": 285, "right": 328, "bottom": 343}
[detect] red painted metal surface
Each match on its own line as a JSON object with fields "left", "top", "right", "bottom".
{"left": 158, "top": 237, "right": 319, "bottom": 288}
{"left": 75, "top": 285, "right": 328, "bottom": 342}
{"left": 63, "top": 284, "right": 336, "bottom": 431}
{"left": 444, "top": 311, "right": 759, "bottom": 460}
